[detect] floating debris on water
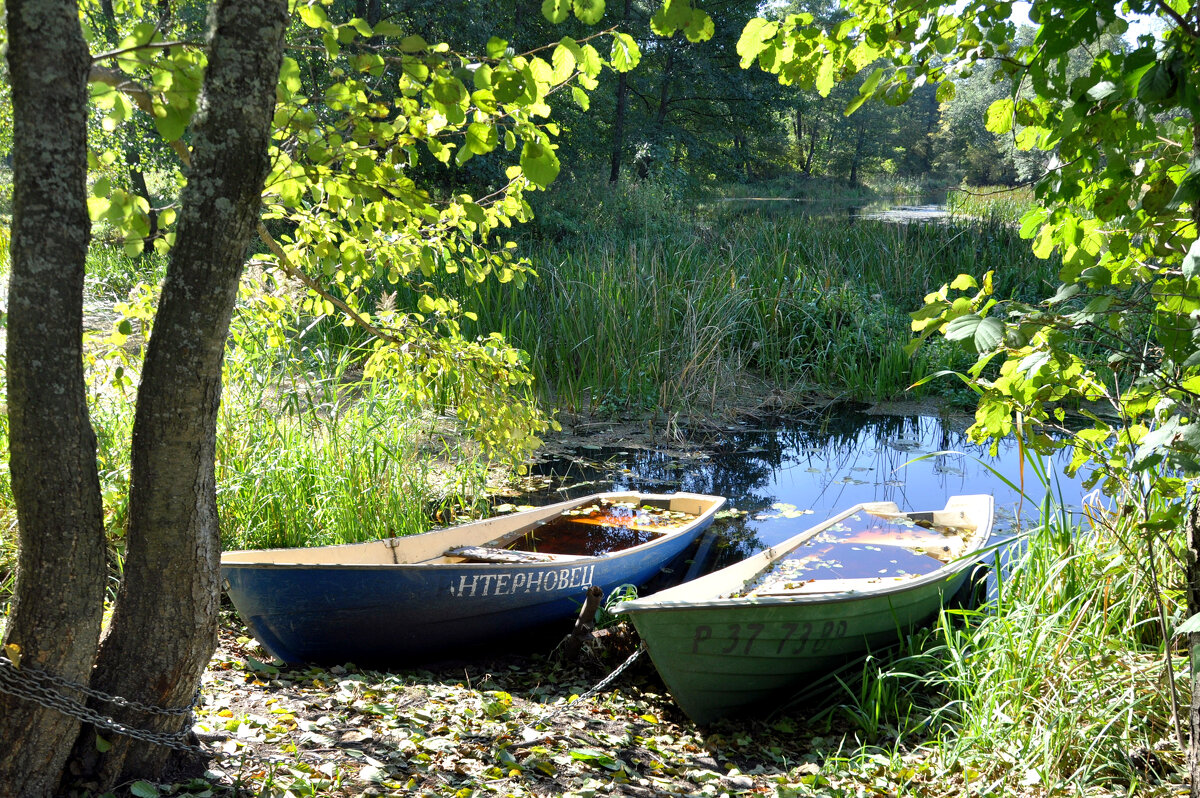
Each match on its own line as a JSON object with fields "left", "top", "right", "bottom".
{"left": 501, "top": 499, "right": 699, "bottom": 556}
{"left": 730, "top": 509, "right": 982, "bottom": 597}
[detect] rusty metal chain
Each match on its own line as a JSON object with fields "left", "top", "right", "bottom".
{"left": 0, "top": 656, "right": 203, "bottom": 753}
{"left": 0, "top": 655, "right": 198, "bottom": 716}
{"left": 518, "top": 643, "right": 644, "bottom": 741}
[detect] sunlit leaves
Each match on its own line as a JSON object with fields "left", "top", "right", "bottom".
{"left": 984, "top": 98, "right": 1013, "bottom": 135}
{"left": 741, "top": 0, "right": 1200, "bottom": 506}
{"left": 684, "top": 10, "right": 714, "bottom": 43}
{"left": 520, "top": 140, "right": 560, "bottom": 187}
{"left": 572, "top": 0, "right": 605, "bottom": 25}
{"left": 610, "top": 33, "right": 641, "bottom": 72}
{"left": 542, "top": 0, "right": 570, "bottom": 24}
{"left": 737, "top": 18, "right": 779, "bottom": 69}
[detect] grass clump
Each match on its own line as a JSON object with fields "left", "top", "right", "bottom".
{"left": 817, "top": 495, "right": 1184, "bottom": 796}
{"left": 947, "top": 185, "right": 1036, "bottom": 225}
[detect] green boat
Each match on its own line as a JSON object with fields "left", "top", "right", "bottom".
{"left": 612, "top": 494, "right": 994, "bottom": 723}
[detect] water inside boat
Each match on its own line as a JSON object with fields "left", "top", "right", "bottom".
{"left": 502, "top": 500, "right": 699, "bottom": 557}
{"left": 738, "top": 511, "right": 977, "bottom": 596}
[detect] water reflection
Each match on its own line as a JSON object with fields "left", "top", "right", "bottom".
{"left": 710, "top": 194, "right": 949, "bottom": 225}
{"left": 510, "top": 410, "right": 1087, "bottom": 581}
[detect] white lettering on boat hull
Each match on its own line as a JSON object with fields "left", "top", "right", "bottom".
{"left": 448, "top": 564, "right": 597, "bottom": 598}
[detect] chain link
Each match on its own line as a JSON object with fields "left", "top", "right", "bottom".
{"left": 0, "top": 658, "right": 203, "bottom": 753}
{"left": 518, "top": 643, "right": 644, "bottom": 740}
{"left": 0, "top": 655, "right": 198, "bottom": 716}
{"left": 1, "top": 644, "right": 647, "bottom": 760}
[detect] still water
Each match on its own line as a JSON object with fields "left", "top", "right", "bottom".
{"left": 508, "top": 409, "right": 1089, "bottom": 576}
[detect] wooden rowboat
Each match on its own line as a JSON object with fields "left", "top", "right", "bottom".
{"left": 612, "top": 494, "right": 993, "bottom": 723}
{"left": 221, "top": 491, "right": 725, "bottom": 665}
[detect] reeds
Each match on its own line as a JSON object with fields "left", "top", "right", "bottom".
{"left": 820, "top": 482, "right": 1184, "bottom": 794}
{"left": 460, "top": 201, "right": 1056, "bottom": 409}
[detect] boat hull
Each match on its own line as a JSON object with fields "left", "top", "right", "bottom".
{"left": 622, "top": 569, "right": 970, "bottom": 723}
{"left": 221, "top": 492, "right": 723, "bottom": 664}
{"left": 614, "top": 494, "right": 993, "bottom": 723}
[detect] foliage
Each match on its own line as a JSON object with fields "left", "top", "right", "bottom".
{"left": 74, "top": 0, "right": 652, "bottom": 463}
{"left": 733, "top": 1, "right": 1200, "bottom": 527}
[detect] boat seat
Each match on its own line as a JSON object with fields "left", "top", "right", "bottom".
{"left": 444, "top": 546, "right": 570, "bottom": 564}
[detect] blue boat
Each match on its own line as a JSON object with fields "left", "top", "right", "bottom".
{"left": 221, "top": 491, "right": 726, "bottom": 664}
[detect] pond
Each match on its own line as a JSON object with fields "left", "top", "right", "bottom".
{"left": 505, "top": 408, "right": 1090, "bottom": 586}
{"left": 711, "top": 193, "right": 950, "bottom": 224}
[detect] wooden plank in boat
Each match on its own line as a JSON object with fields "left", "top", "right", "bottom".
{"left": 445, "top": 546, "right": 565, "bottom": 564}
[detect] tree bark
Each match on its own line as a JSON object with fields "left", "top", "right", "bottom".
{"left": 653, "top": 46, "right": 675, "bottom": 129}
{"left": 848, "top": 125, "right": 865, "bottom": 186}
{"left": 65, "top": 0, "right": 289, "bottom": 789}
{"left": 608, "top": 0, "right": 632, "bottom": 184}
{"left": 0, "top": 0, "right": 108, "bottom": 795}
{"left": 1188, "top": 497, "right": 1200, "bottom": 796}
{"left": 609, "top": 71, "right": 629, "bottom": 183}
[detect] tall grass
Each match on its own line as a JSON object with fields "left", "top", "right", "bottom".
{"left": 947, "top": 185, "right": 1036, "bottom": 225}
{"left": 454, "top": 197, "right": 1057, "bottom": 409}
{"left": 822, "top": 488, "right": 1184, "bottom": 794}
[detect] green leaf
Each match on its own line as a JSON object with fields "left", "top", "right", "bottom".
{"left": 1184, "top": 239, "right": 1200, "bottom": 280}
{"left": 1176, "top": 612, "right": 1200, "bottom": 636}
{"left": 737, "top": 18, "right": 778, "bottom": 69}
{"left": 466, "top": 122, "right": 498, "bottom": 155}
{"left": 684, "top": 9, "right": 714, "bottom": 43}
{"left": 372, "top": 20, "right": 405, "bottom": 37}
{"left": 153, "top": 103, "right": 191, "bottom": 141}
{"left": 610, "top": 33, "right": 641, "bottom": 72}
{"left": 573, "top": 0, "right": 605, "bottom": 25}
{"left": 985, "top": 98, "right": 1014, "bottom": 135}
{"left": 431, "top": 76, "right": 467, "bottom": 106}
{"left": 551, "top": 44, "right": 577, "bottom": 82}
{"left": 542, "top": 0, "right": 570, "bottom": 23}
{"left": 130, "top": 782, "right": 160, "bottom": 798}
{"left": 815, "top": 55, "right": 835, "bottom": 97}
{"left": 298, "top": 3, "right": 329, "bottom": 30}
{"left": 1085, "top": 80, "right": 1119, "bottom": 103}
{"left": 400, "top": 35, "right": 428, "bottom": 52}
{"left": 278, "top": 57, "right": 302, "bottom": 97}
{"left": 95, "top": 735, "right": 112, "bottom": 753}
{"left": 492, "top": 69, "right": 525, "bottom": 103}
{"left": 486, "top": 37, "right": 509, "bottom": 58}
{"left": 521, "top": 140, "right": 560, "bottom": 187}
{"left": 1137, "top": 59, "right": 1177, "bottom": 103}
{"left": 945, "top": 314, "right": 1004, "bottom": 352}
{"left": 1168, "top": 160, "right": 1200, "bottom": 211}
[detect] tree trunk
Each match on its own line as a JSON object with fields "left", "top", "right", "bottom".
{"left": 0, "top": 0, "right": 108, "bottom": 795}
{"left": 1188, "top": 497, "right": 1200, "bottom": 796}
{"left": 609, "top": 71, "right": 629, "bottom": 183}
{"left": 64, "top": 0, "right": 289, "bottom": 789}
{"left": 803, "top": 121, "right": 818, "bottom": 175}
{"left": 848, "top": 125, "right": 865, "bottom": 186}
{"left": 608, "top": 0, "right": 632, "bottom": 184}
{"left": 653, "top": 46, "right": 675, "bottom": 129}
